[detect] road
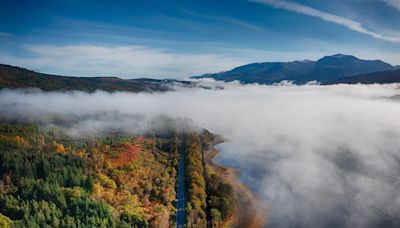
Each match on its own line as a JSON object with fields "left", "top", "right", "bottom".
{"left": 176, "top": 138, "right": 186, "bottom": 228}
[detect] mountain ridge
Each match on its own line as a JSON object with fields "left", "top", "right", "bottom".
{"left": 193, "top": 54, "right": 395, "bottom": 84}
{"left": 325, "top": 68, "right": 400, "bottom": 84}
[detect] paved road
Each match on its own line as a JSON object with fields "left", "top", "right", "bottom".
{"left": 176, "top": 138, "right": 186, "bottom": 228}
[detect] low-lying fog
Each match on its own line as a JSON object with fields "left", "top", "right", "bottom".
{"left": 1, "top": 81, "right": 400, "bottom": 227}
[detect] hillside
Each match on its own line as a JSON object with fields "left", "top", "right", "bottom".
{"left": 0, "top": 64, "right": 177, "bottom": 93}
{"left": 194, "top": 54, "right": 394, "bottom": 84}
{"left": 325, "top": 68, "right": 400, "bottom": 84}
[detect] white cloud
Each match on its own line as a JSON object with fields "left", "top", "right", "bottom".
{"left": 181, "top": 9, "right": 263, "bottom": 32}
{"left": 383, "top": 0, "right": 400, "bottom": 11}
{"left": 0, "top": 44, "right": 243, "bottom": 78}
{"left": 251, "top": 0, "right": 400, "bottom": 43}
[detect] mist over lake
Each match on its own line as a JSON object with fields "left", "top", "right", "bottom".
{"left": 2, "top": 82, "right": 400, "bottom": 227}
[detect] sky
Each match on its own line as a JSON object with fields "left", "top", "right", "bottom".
{"left": 1, "top": 0, "right": 400, "bottom": 78}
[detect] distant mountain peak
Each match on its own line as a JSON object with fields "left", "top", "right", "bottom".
{"left": 195, "top": 54, "right": 394, "bottom": 84}
{"left": 331, "top": 54, "right": 355, "bottom": 58}
{"left": 317, "top": 54, "right": 359, "bottom": 62}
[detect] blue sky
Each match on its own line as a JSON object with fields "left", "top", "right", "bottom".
{"left": 1, "top": 0, "right": 400, "bottom": 78}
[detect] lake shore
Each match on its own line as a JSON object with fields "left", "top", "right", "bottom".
{"left": 204, "top": 145, "right": 267, "bottom": 228}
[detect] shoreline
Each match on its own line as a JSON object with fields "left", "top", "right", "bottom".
{"left": 204, "top": 145, "right": 267, "bottom": 228}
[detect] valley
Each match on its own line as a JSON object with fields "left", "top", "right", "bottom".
{"left": 2, "top": 1, "right": 400, "bottom": 227}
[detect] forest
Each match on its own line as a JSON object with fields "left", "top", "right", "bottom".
{"left": 0, "top": 121, "right": 235, "bottom": 227}
{"left": 0, "top": 123, "right": 180, "bottom": 227}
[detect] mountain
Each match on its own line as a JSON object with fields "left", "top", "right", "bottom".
{"left": 194, "top": 54, "right": 394, "bottom": 84}
{"left": 0, "top": 64, "right": 183, "bottom": 92}
{"left": 326, "top": 68, "right": 400, "bottom": 84}
{"left": 199, "top": 60, "right": 315, "bottom": 84}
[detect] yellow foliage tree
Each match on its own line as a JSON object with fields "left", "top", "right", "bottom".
{"left": 55, "top": 143, "right": 66, "bottom": 154}
{"left": 0, "top": 213, "right": 12, "bottom": 228}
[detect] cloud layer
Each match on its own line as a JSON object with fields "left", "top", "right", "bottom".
{"left": 1, "top": 83, "right": 400, "bottom": 227}
{"left": 252, "top": 0, "right": 400, "bottom": 43}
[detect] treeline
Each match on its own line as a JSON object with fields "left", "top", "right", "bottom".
{"left": 206, "top": 173, "right": 234, "bottom": 226}
{"left": 184, "top": 132, "right": 235, "bottom": 227}
{"left": 0, "top": 123, "right": 180, "bottom": 227}
{"left": 184, "top": 133, "right": 207, "bottom": 227}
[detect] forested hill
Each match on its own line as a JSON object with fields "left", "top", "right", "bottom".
{"left": 0, "top": 64, "right": 186, "bottom": 93}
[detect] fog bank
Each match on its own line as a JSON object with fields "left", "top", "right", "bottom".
{"left": 1, "top": 82, "right": 400, "bottom": 227}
